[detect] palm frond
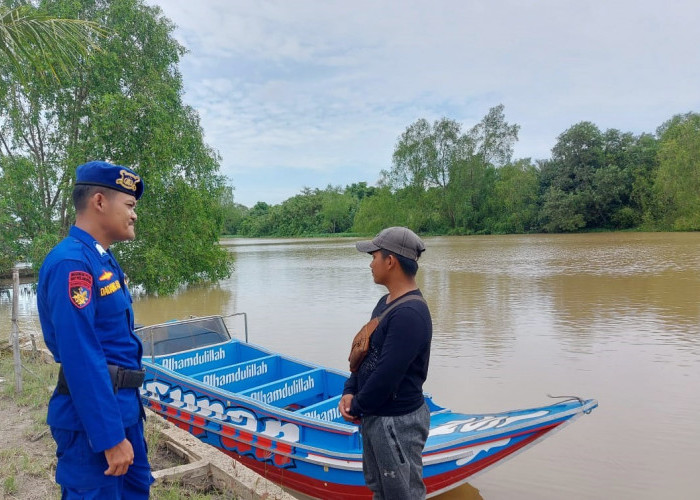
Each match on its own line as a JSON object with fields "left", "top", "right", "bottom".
{"left": 0, "top": 5, "right": 106, "bottom": 82}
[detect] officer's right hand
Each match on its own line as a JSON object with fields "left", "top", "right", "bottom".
{"left": 104, "top": 438, "right": 134, "bottom": 476}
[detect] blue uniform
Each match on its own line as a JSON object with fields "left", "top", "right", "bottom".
{"left": 38, "top": 225, "right": 152, "bottom": 497}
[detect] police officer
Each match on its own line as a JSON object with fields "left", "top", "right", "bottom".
{"left": 37, "top": 161, "right": 153, "bottom": 499}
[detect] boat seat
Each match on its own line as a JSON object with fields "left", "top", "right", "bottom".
{"left": 192, "top": 355, "right": 279, "bottom": 391}
{"left": 298, "top": 394, "right": 344, "bottom": 422}
{"left": 240, "top": 368, "right": 325, "bottom": 408}
{"left": 155, "top": 340, "right": 268, "bottom": 376}
{"left": 154, "top": 342, "right": 237, "bottom": 375}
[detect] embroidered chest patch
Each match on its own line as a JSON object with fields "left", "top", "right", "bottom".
{"left": 68, "top": 271, "right": 93, "bottom": 309}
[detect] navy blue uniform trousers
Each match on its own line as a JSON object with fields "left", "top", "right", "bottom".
{"left": 52, "top": 419, "right": 151, "bottom": 499}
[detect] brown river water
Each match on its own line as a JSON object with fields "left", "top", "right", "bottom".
{"left": 2, "top": 232, "right": 699, "bottom": 499}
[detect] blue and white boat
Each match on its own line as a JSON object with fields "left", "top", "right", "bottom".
{"left": 136, "top": 315, "right": 597, "bottom": 499}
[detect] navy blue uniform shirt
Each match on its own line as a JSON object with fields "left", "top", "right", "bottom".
{"left": 38, "top": 226, "right": 144, "bottom": 452}
{"left": 343, "top": 289, "right": 432, "bottom": 417}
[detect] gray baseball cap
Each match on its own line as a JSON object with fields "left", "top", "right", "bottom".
{"left": 356, "top": 227, "right": 426, "bottom": 261}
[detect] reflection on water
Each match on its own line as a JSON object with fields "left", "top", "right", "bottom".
{"left": 0, "top": 282, "right": 41, "bottom": 346}
{"left": 2, "top": 232, "right": 699, "bottom": 499}
{"left": 437, "top": 483, "right": 484, "bottom": 500}
{"left": 132, "top": 284, "right": 233, "bottom": 327}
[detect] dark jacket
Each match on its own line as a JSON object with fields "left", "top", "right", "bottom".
{"left": 343, "top": 289, "right": 432, "bottom": 416}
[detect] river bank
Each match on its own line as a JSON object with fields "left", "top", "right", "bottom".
{"left": 0, "top": 347, "right": 297, "bottom": 500}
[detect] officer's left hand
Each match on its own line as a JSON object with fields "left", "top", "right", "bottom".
{"left": 104, "top": 438, "right": 134, "bottom": 476}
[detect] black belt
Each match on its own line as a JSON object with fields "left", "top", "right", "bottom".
{"left": 56, "top": 364, "right": 145, "bottom": 395}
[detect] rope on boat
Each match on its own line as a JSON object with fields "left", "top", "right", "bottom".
{"left": 546, "top": 394, "right": 594, "bottom": 414}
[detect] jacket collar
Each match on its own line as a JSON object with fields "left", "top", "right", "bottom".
{"left": 69, "top": 226, "right": 111, "bottom": 261}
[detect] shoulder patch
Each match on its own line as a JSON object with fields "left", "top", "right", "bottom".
{"left": 68, "top": 271, "right": 93, "bottom": 309}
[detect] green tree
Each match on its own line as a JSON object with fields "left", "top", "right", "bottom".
{"left": 653, "top": 112, "right": 700, "bottom": 230}
{"left": 538, "top": 122, "right": 604, "bottom": 231}
{"left": 578, "top": 128, "right": 636, "bottom": 229}
{"left": 351, "top": 184, "right": 444, "bottom": 235}
{"left": 236, "top": 184, "right": 368, "bottom": 237}
{"left": 628, "top": 133, "right": 659, "bottom": 226}
{"left": 540, "top": 122, "right": 662, "bottom": 231}
{"left": 387, "top": 118, "right": 468, "bottom": 190}
{"left": 0, "top": 174, "right": 21, "bottom": 271}
{"left": 274, "top": 189, "right": 324, "bottom": 235}
{"left": 386, "top": 118, "right": 433, "bottom": 190}
{"left": 386, "top": 106, "right": 519, "bottom": 232}
{"left": 239, "top": 202, "right": 273, "bottom": 236}
{"left": 218, "top": 185, "right": 250, "bottom": 235}
{"left": 388, "top": 117, "right": 457, "bottom": 226}
{"left": 447, "top": 158, "right": 495, "bottom": 232}
{"left": 351, "top": 187, "right": 407, "bottom": 234}
{"left": 0, "top": 0, "right": 232, "bottom": 293}
{"left": 469, "top": 104, "right": 519, "bottom": 167}
{"left": 448, "top": 105, "right": 518, "bottom": 232}
{"left": 541, "top": 121, "right": 604, "bottom": 193}
{"left": 485, "top": 158, "right": 539, "bottom": 233}
{"left": 344, "top": 181, "right": 377, "bottom": 202}
{"left": 590, "top": 163, "right": 630, "bottom": 227}
{"left": 319, "top": 187, "right": 355, "bottom": 234}
{"left": 539, "top": 187, "right": 587, "bottom": 232}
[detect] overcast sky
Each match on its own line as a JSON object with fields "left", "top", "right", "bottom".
{"left": 149, "top": 0, "right": 699, "bottom": 208}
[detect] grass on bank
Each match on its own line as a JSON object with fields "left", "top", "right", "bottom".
{"left": 0, "top": 347, "right": 59, "bottom": 498}
{"left": 0, "top": 347, "right": 234, "bottom": 499}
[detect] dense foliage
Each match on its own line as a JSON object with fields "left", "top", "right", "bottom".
{"left": 224, "top": 183, "right": 376, "bottom": 237}
{"left": 0, "top": 0, "right": 232, "bottom": 293}
{"left": 228, "top": 108, "right": 698, "bottom": 237}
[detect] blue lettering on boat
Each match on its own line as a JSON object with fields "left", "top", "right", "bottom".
{"left": 249, "top": 375, "right": 315, "bottom": 405}
{"left": 161, "top": 347, "right": 226, "bottom": 370}
{"left": 202, "top": 361, "right": 269, "bottom": 387}
{"left": 304, "top": 407, "right": 342, "bottom": 421}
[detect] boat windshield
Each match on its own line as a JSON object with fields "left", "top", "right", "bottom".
{"left": 136, "top": 316, "right": 231, "bottom": 357}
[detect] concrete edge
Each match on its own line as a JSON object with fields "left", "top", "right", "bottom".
{"left": 147, "top": 408, "right": 300, "bottom": 500}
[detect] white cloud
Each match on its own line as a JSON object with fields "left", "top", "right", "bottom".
{"left": 149, "top": 0, "right": 700, "bottom": 206}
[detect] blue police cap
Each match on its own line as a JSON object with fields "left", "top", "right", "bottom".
{"left": 75, "top": 161, "right": 144, "bottom": 200}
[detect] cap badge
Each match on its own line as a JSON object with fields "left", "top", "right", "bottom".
{"left": 116, "top": 169, "right": 140, "bottom": 193}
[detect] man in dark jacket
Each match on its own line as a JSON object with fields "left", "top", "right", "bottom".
{"left": 340, "top": 226, "right": 432, "bottom": 499}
